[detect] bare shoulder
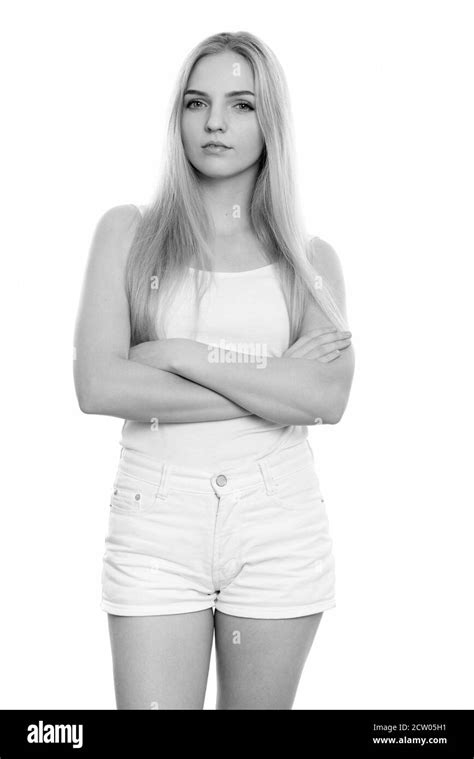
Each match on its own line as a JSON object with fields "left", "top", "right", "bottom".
{"left": 297, "top": 235, "right": 351, "bottom": 333}
{"left": 308, "top": 236, "right": 346, "bottom": 298}
{"left": 90, "top": 203, "right": 142, "bottom": 268}
{"left": 95, "top": 203, "right": 141, "bottom": 242}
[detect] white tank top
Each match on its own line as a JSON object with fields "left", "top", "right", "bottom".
{"left": 119, "top": 204, "right": 307, "bottom": 469}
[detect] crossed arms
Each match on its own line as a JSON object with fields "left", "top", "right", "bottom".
{"left": 73, "top": 206, "right": 355, "bottom": 427}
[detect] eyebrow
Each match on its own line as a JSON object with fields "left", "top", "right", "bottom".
{"left": 184, "top": 89, "right": 256, "bottom": 98}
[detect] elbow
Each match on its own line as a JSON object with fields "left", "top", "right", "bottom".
{"left": 327, "top": 366, "right": 355, "bottom": 424}
{"left": 306, "top": 406, "right": 341, "bottom": 426}
{"left": 306, "top": 391, "right": 349, "bottom": 426}
{"left": 76, "top": 385, "right": 98, "bottom": 414}
{"left": 325, "top": 392, "right": 350, "bottom": 424}
{"left": 74, "top": 356, "right": 125, "bottom": 416}
{"left": 78, "top": 394, "right": 96, "bottom": 414}
{"left": 308, "top": 346, "right": 355, "bottom": 425}
{"left": 74, "top": 374, "right": 102, "bottom": 415}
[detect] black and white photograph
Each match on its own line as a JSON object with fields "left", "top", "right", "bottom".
{"left": 1, "top": 0, "right": 473, "bottom": 735}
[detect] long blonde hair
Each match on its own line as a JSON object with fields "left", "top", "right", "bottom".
{"left": 126, "top": 30, "right": 347, "bottom": 347}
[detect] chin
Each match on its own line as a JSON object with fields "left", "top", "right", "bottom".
{"left": 191, "top": 162, "right": 240, "bottom": 179}
{"left": 192, "top": 156, "right": 260, "bottom": 180}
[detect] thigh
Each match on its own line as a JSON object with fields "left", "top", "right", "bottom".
{"left": 214, "top": 610, "right": 323, "bottom": 709}
{"left": 107, "top": 608, "right": 214, "bottom": 709}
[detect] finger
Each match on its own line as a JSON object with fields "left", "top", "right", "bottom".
{"left": 300, "top": 328, "right": 351, "bottom": 340}
{"left": 301, "top": 328, "right": 347, "bottom": 338}
{"left": 283, "top": 330, "right": 335, "bottom": 356}
{"left": 324, "top": 337, "right": 352, "bottom": 351}
{"left": 303, "top": 331, "right": 351, "bottom": 351}
{"left": 300, "top": 342, "right": 351, "bottom": 360}
{"left": 284, "top": 330, "right": 351, "bottom": 356}
{"left": 293, "top": 336, "right": 352, "bottom": 359}
{"left": 286, "top": 328, "right": 342, "bottom": 352}
{"left": 319, "top": 350, "right": 341, "bottom": 362}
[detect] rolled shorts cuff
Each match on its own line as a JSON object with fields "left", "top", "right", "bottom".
{"left": 215, "top": 599, "right": 336, "bottom": 619}
{"left": 100, "top": 600, "right": 215, "bottom": 616}
{"left": 100, "top": 598, "right": 336, "bottom": 619}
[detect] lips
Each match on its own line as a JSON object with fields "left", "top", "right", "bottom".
{"left": 202, "top": 142, "right": 230, "bottom": 148}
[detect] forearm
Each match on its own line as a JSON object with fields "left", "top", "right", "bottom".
{"left": 80, "top": 357, "right": 253, "bottom": 422}
{"left": 169, "top": 340, "right": 350, "bottom": 425}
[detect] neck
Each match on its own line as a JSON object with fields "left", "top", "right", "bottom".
{"left": 199, "top": 164, "right": 259, "bottom": 239}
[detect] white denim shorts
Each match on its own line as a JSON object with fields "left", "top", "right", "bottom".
{"left": 100, "top": 439, "right": 336, "bottom": 619}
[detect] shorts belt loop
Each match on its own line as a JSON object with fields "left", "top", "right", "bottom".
{"left": 158, "top": 463, "right": 170, "bottom": 500}
{"left": 258, "top": 460, "right": 277, "bottom": 495}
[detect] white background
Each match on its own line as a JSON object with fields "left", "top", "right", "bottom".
{"left": 1, "top": 0, "right": 473, "bottom": 709}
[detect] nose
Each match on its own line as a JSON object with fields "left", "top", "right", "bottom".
{"left": 204, "top": 103, "right": 227, "bottom": 133}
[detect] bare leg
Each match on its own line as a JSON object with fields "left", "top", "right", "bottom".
{"left": 214, "top": 610, "right": 323, "bottom": 709}
{"left": 107, "top": 608, "right": 214, "bottom": 709}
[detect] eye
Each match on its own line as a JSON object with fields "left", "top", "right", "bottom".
{"left": 234, "top": 102, "right": 254, "bottom": 111}
{"left": 186, "top": 99, "right": 206, "bottom": 109}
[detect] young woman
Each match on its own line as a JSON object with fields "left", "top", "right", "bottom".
{"left": 73, "top": 30, "right": 355, "bottom": 710}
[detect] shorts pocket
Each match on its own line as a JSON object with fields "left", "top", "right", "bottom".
{"left": 270, "top": 462, "right": 324, "bottom": 511}
{"left": 109, "top": 470, "right": 161, "bottom": 514}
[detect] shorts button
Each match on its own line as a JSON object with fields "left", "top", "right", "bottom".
{"left": 216, "top": 474, "right": 227, "bottom": 487}
{"left": 113, "top": 488, "right": 118, "bottom": 495}
{"left": 134, "top": 493, "right": 141, "bottom": 501}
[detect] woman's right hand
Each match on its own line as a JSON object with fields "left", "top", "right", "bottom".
{"left": 282, "top": 328, "right": 352, "bottom": 363}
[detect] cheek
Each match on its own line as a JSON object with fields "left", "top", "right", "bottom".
{"left": 236, "top": 122, "right": 264, "bottom": 158}
{"left": 181, "top": 116, "right": 199, "bottom": 152}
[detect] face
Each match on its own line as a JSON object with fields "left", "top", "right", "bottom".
{"left": 181, "top": 51, "right": 264, "bottom": 179}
